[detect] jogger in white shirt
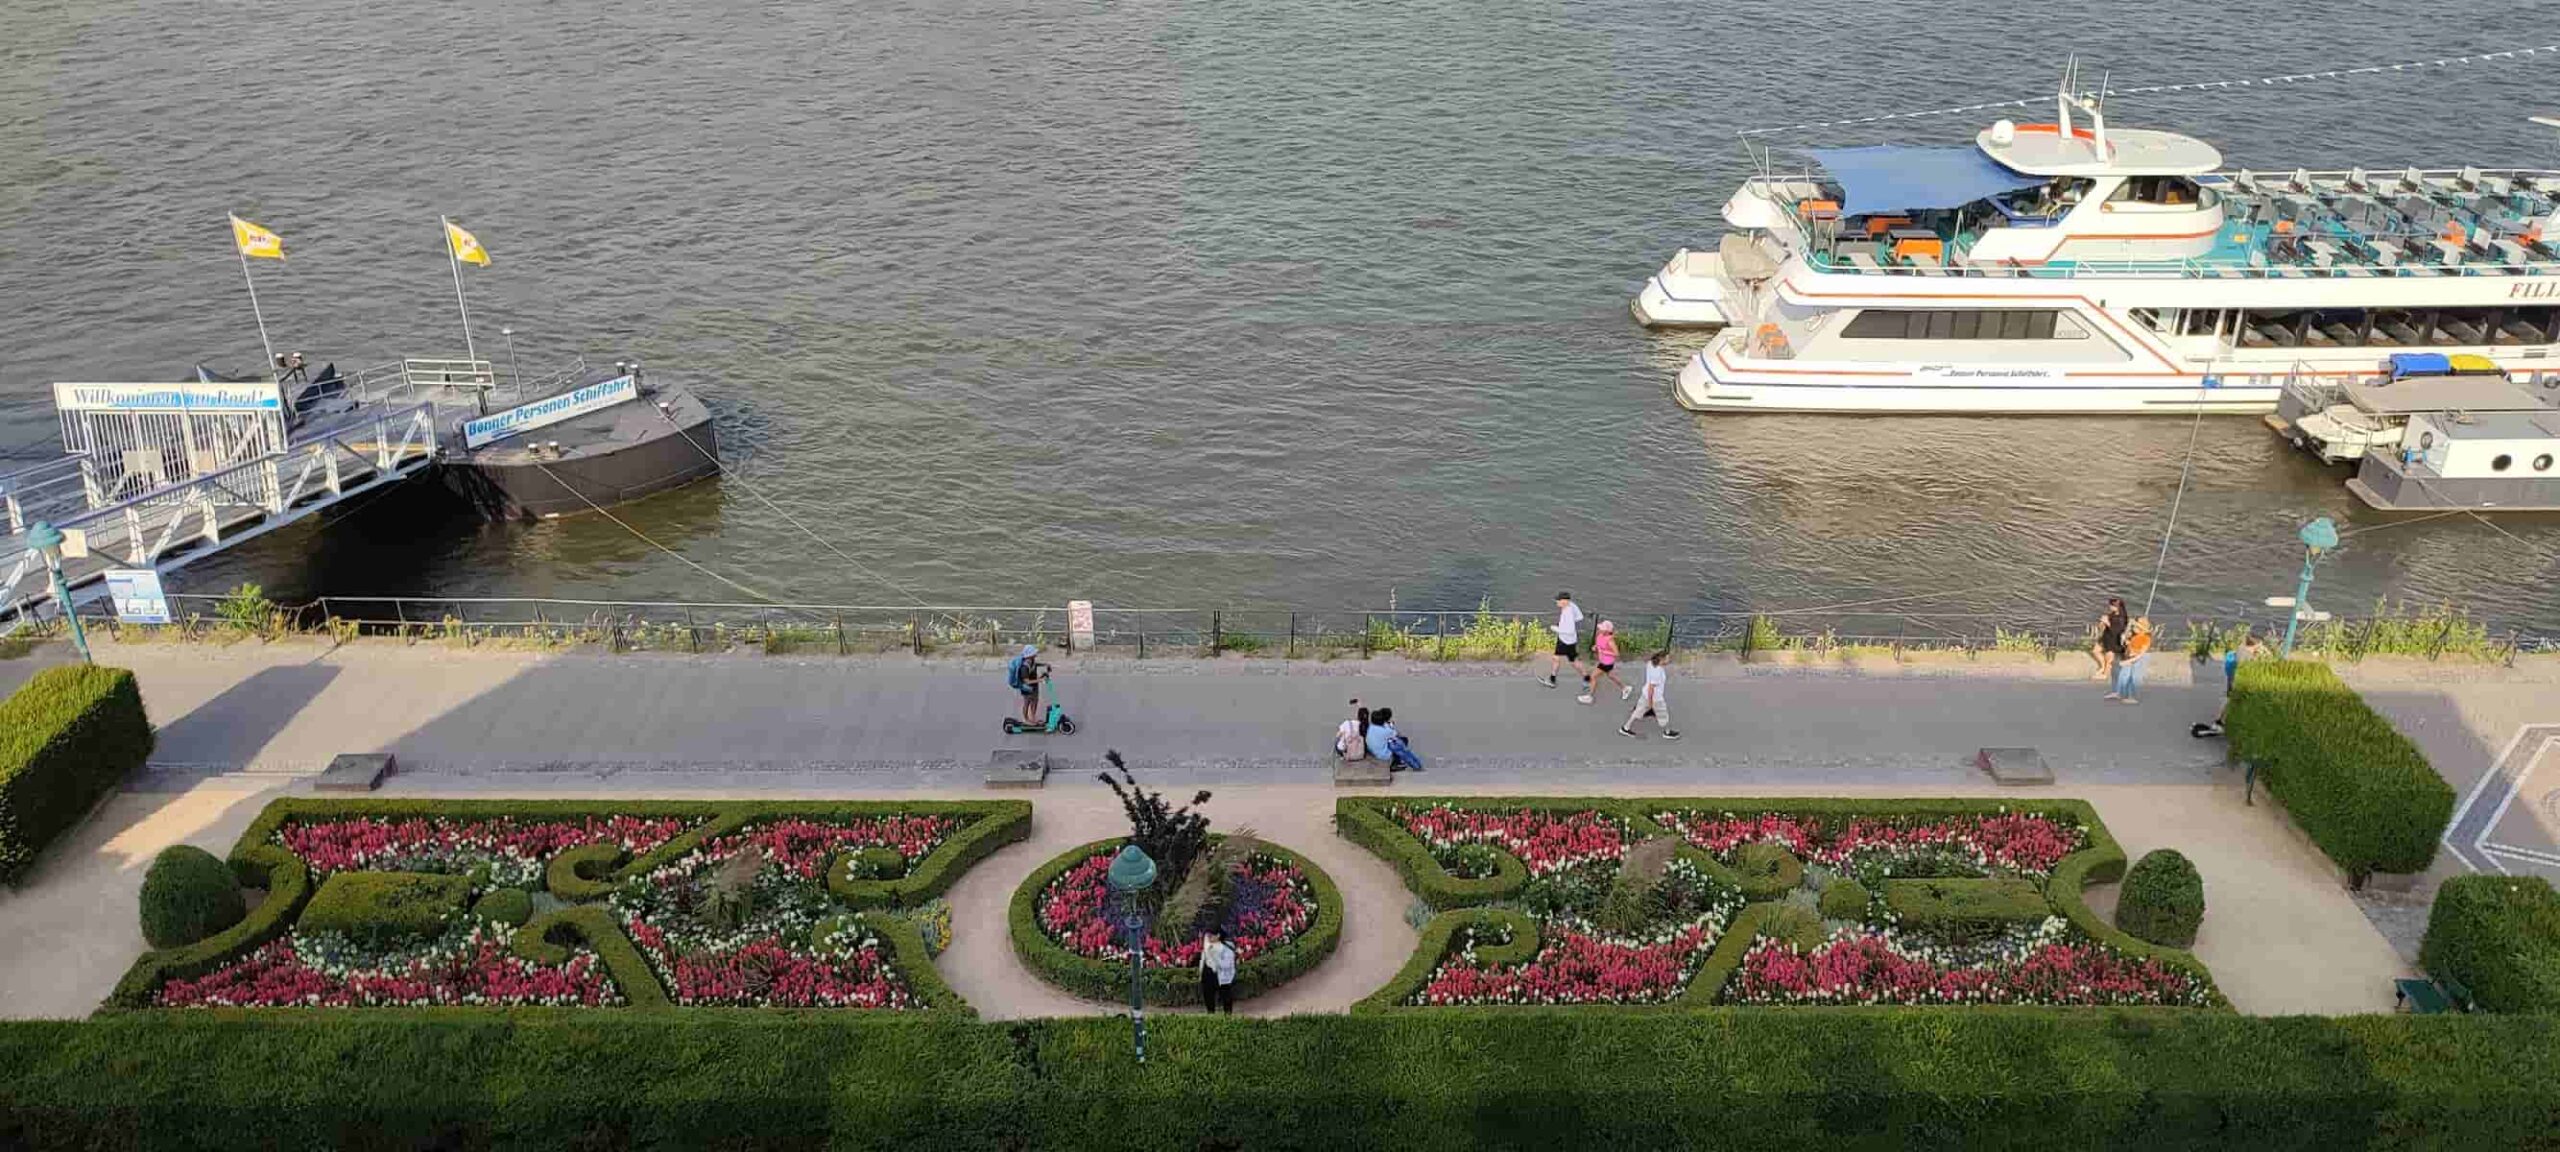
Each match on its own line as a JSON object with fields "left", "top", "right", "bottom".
{"left": 1620, "top": 651, "right": 1681, "bottom": 740}
{"left": 1542, "top": 591, "right": 1591, "bottom": 693}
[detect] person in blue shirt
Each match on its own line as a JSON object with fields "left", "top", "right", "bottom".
{"left": 1365, "top": 707, "right": 1423, "bottom": 772}
{"left": 1006, "top": 644, "right": 1044, "bottom": 726}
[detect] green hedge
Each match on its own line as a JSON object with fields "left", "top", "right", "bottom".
{"left": 1011, "top": 836, "right": 1343, "bottom": 1006}
{"left": 0, "top": 665, "right": 152, "bottom": 884}
{"left": 1882, "top": 877, "right": 2053, "bottom": 929}
{"left": 2421, "top": 875, "right": 2560, "bottom": 1014}
{"left": 2226, "top": 660, "right": 2453, "bottom": 882}
{"left": 1732, "top": 841, "right": 1805, "bottom": 900}
{"left": 111, "top": 798, "right": 1030, "bottom": 1010}
{"left": 137, "top": 845, "right": 244, "bottom": 949}
{"left": 107, "top": 847, "right": 312, "bottom": 1008}
{"left": 2118, "top": 849, "right": 2207, "bottom": 949}
{"left": 1338, "top": 797, "right": 2221, "bottom": 1005}
{"left": 514, "top": 905, "right": 672, "bottom": 1009}
{"left": 299, "top": 871, "right": 470, "bottom": 943}
{"left": 4, "top": 1012, "right": 2558, "bottom": 1149}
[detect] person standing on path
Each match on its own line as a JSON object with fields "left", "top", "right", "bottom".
{"left": 1620, "top": 651, "right": 1682, "bottom": 740}
{"left": 1544, "top": 591, "right": 1591, "bottom": 693}
{"left": 1198, "top": 929, "right": 1237, "bottom": 1014}
{"left": 1585, "top": 620, "right": 1630, "bottom": 704}
{"left": 2111, "top": 618, "right": 2155, "bottom": 704}
{"left": 2090, "top": 597, "right": 2129, "bottom": 682}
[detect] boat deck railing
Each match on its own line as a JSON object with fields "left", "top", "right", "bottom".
{"left": 1748, "top": 166, "right": 2560, "bottom": 280}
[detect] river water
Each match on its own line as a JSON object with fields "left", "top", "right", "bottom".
{"left": 4, "top": 0, "right": 2557, "bottom": 632}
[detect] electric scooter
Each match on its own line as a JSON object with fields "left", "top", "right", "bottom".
{"left": 1002, "top": 669, "right": 1076, "bottom": 735}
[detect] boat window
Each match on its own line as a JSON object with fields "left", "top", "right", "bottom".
{"left": 2106, "top": 176, "right": 2203, "bottom": 206}
{"left": 2492, "top": 454, "right": 2514, "bottom": 473}
{"left": 2535, "top": 454, "right": 2554, "bottom": 472}
{"left": 1839, "top": 309, "right": 2083, "bottom": 340}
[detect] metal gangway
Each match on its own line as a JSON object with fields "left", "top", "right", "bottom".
{"left": 0, "top": 360, "right": 482, "bottom": 621}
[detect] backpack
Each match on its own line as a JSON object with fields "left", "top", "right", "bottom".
{"left": 1006, "top": 655, "right": 1029, "bottom": 691}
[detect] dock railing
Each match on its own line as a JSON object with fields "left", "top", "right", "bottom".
{"left": 56, "top": 594, "right": 2549, "bottom": 663}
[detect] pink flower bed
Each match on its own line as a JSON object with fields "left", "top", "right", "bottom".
{"left": 624, "top": 920, "right": 914, "bottom": 1008}
{"left": 678, "top": 815, "right": 958, "bottom": 880}
{"left": 1730, "top": 929, "right": 2210, "bottom": 1007}
{"left": 277, "top": 815, "right": 694, "bottom": 880}
{"left": 1390, "top": 806, "right": 1628, "bottom": 877}
{"left": 1654, "top": 810, "right": 2085, "bottom": 876}
{"left": 1037, "top": 850, "right": 1318, "bottom": 969}
{"left": 155, "top": 928, "right": 616, "bottom": 1008}
{"left": 1413, "top": 922, "right": 1714, "bottom": 1006}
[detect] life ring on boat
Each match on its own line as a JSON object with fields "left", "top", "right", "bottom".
{"left": 1752, "top": 323, "right": 1790, "bottom": 358}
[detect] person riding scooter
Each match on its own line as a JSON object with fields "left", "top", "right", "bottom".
{"left": 1007, "top": 644, "right": 1044, "bottom": 726}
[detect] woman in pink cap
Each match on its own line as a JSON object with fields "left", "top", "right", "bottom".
{"left": 1583, "top": 620, "right": 1631, "bottom": 705}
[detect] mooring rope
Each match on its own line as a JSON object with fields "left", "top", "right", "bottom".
{"left": 1738, "top": 45, "right": 2560, "bottom": 137}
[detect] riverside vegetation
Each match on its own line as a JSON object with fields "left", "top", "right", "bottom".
{"left": 40, "top": 587, "right": 2533, "bottom": 665}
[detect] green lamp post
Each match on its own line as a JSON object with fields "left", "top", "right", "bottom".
{"left": 1105, "top": 843, "right": 1158, "bottom": 1064}
{"left": 25, "top": 521, "right": 90, "bottom": 664}
{"left": 2278, "top": 516, "right": 2339, "bottom": 658}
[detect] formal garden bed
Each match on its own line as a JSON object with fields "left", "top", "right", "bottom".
{"left": 1011, "top": 758, "right": 1340, "bottom": 1004}
{"left": 114, "top": 799, "right": 1027, "bottom": 1012}
{"left": 1341, "top": 797, "right": 2218, "bottom": 1009}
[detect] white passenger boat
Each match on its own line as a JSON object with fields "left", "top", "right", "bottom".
{"left": 1636, "top": 79, "right": 2560, "bottom": 414}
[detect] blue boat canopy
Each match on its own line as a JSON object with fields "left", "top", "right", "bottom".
{"left": 1802, "top": 146, "right": 2049, "bottom": 217}
{"left": 2387, "top": 352, "right": 2453, "bottom": 380}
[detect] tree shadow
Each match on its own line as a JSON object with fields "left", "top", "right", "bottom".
{"left": 148, "top": 661, "right": 342, "bottom": 769}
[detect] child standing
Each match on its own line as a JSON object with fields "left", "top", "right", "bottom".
{"left": 1619, "top": 651, "right": 1681, "bottom": 740}
{"left": 1584, "top": 621, "right": 1629, "bottom": 705}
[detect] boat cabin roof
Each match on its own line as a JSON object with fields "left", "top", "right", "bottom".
{"left": 1976, "top": 125, "right": 2222, "bottom": 178}
{"left": 2347, "top": 375, "right": 2554, "bottom": 415}
{"left": 2416, "top": 410, "right": 2560, "bottom": 440}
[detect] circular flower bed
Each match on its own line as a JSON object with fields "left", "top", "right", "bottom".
{"left": 1010, "top": 836, "right": 1340, "bottom": 1005}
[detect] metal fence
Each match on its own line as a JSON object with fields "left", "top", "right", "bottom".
{"left": 60, "top": 593, "right": 2551, "bottom": 662}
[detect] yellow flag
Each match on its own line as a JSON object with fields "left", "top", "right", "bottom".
{"left": 444, "top": 220, "right": 490, "bottom": 266}
{"left": 230, "top": 215, "right": 284, "bottom": 260}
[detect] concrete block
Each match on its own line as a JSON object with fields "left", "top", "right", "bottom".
{"left": 986, "top": 749, "right": 1050, "bottom": 789}
{"left": 1976, "top": 747, "right": 2052, "bottom": 786}
{"left": 1334, "top": 756, "right": 1393, "bottom": 788}
{"left": 316, "top": 753, "right": 396, "bottom": 793}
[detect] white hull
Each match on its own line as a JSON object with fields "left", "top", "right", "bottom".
{"left": 1630, "top": 248, "right": 1731, "bottom": 328}
{"left": 1674, "top": 350, "right": 2282, "bottom": 414}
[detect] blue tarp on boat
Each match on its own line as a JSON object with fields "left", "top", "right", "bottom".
{"left": 2388, "top": 352, "right": 2452, "bottom": 380}
{"left": 1802, "top": 146, "right": 2047, "bottom": 217}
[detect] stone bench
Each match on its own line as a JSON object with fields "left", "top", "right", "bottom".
{"left": 1334, "top": 755, "right": 1392, "bottom": 788}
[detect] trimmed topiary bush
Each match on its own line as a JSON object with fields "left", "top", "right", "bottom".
{"left": 138, "top": 845, "right": 245, "bottom": 948}
{"left": 2225, "top": 660, "right": 2452, "bottom": 884}
{"left": 843, "top": 845, "right": 908, "bottom": 881}
{"left": 471, "top": 887, "right": 534, "bottom": 927}
{"left": 1818, "top": 879, "right": 1871, "bottom": 920}
{"left": 2116, "top": 849, "right": 2206, "bottom": 948}
{"left": 2421, "top": 874, "right": 2560, "bottom": 1013}
{"left": 1731, "top": 841, "right": 1803, "bottom": 900}
{"left": 300, "top": 872, "right": 470, "bottom": 944}
{"left": 0, "top": 665, "right": 153, "bottom": 885}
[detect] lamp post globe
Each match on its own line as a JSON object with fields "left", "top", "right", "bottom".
{"left": 23, "top": 521, "right": 90, "bottom": 664}
{"left": 1104, "top": 843, "right": 1158, "bottom": 1063}
{"left": 2280, "top": 516, "right": 2341, "bottom": 658}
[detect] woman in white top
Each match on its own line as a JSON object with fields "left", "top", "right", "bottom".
{"left": 1620, "top": 651, "right": 1682, "bottom": 740}
{"left": 1336, "top": 700, "right": 1368, "bottom": 760}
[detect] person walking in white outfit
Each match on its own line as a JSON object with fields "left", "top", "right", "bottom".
{"left": 1542, "top": 591, "right": 1591, "bottom": 694}
{"left": 1620, "top": 651, "right": 1681, "bottom": 740}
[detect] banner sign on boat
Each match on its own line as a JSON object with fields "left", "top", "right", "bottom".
{"left": 462, "top": 375, "right": 638, "bottom": 449}
{"left": 50, "top": 381, "right": 282, "bottom": 413}
{"left": 1912, "top": 365, "right": 2065, "bottom": 387}
{"left": 103, "top": 569, "right": 171, "bottom": 624}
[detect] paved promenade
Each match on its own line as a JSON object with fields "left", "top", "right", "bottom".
{"left": 1, "top": 638, "right": 2551, "bottom": 1021}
